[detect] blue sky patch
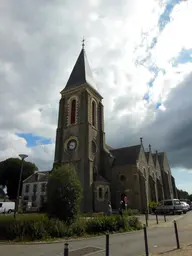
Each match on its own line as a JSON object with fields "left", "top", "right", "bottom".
{"left": 148, "top": 65, "right": 160, "bottom": 87}
{"left": 172, "top": 48, "right": 192, "bottom": 66}
{"left": 158, "top": 0, "right": 180, "bottom": 31}
{"left": 149, "top": 37, "right": 158, "bottom": 49}
{"left": 16, "top": 133, "right": 52, "bottom": 147}
{"left": 173, "top": 168, "right": 192, "bottom": 193}
{"left": 143, "top": 93, "right": 150, "bottom": 102}
{"left": 156, "top": 103, "right": 162, "bottom": 109}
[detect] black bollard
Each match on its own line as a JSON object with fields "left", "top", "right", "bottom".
{"left": 173, "top": 220, "right": 180, "bottom": 249}
{"left": 145, "top": 211, "right": 148, "bottom": 227}
{"left": 143, "top": 225, "right": 149, "bottom": 256}
{"left": 64, "top": 243, "right": 69, "bottom": 256}
{"left": 106, "top": 231, "right": 109, "bottom": 256}
{"left": 155, "top": 213, "right": 159, "bottom": 224}
{"left": 164, "top": 214, "right": 167, "bottom": 222}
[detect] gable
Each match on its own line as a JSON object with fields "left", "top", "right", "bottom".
{"left": 152, "top": 154, "right": 156, "bottom": 166}
{"left": 23, "top": 171, "right": 50, "bottom": 183}
{"left": 145, "top": 152, "right": 150, "bottom": 162}
{"left": 105, "top": 144, "right": 114, "bottom": 151}
{"left": 158, "top": 152, "right": 164, "bottom": 166}
{"left": 148, "top": 152, "right": 155, "bottom": 167}
{"left": 110, "top": 145, "right": 141, "bottom": 166}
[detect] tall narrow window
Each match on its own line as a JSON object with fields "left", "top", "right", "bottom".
{"left": 92, "top": 101, "right": 96, "bottom": 127}
{"left": 70, "top": 99, "right": 76, "bottom": 124}
{"left": 98, "top": 187, "right": 103, "bottom": 199}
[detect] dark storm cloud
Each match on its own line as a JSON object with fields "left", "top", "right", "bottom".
{"left": 107, "top": 72, "right": 192, "bottom": 169}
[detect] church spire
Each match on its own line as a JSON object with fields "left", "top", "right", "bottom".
{"left": 63, "top": 41, "right": 96, "bottom": 91}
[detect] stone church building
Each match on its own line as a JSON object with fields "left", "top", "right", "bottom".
{"left": 53, "top": 45, "right": 178, "bottom": 213}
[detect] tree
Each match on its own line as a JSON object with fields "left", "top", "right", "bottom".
{"left": 177, "top": 189, "right": 189, "bottom": 199}
{"left": 47, "top": 164, "right": 82, "bottom": 223}
{"left": 0, "top": 158, "right": 38, "bottom": 199}
{"left": 188, "top": 194, "right": 192, "bottom": 201}
{"left": 0, "top": 186, "right": 5, "bottom": 199}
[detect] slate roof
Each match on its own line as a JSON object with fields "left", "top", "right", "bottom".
{"left": 152, "top": 154, "right": 156, "bottom": 165}
{"left": 94, "top": 175, "right": 109, "bottom": 184}
{"left": 23, "top": 171, "right": 50, "bottom": 183}
{"left": 157, "top": 152, "right": 164, "bottom": 166}
{"left": 110, "top": 145, "right": 141, "bottom": 166}
{"left": 62, "top": 48, "right": 102, "bottom": 98}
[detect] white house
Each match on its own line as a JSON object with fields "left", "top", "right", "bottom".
{"left": 22, "top": 171, "right": 50, "bottom": 211}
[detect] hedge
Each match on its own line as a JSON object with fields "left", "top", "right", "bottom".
{"left": 82, "top": 208, "right": 140, "bottom": 218}
{"left": 0, "top": 214, "right": 142, "bottom": 241}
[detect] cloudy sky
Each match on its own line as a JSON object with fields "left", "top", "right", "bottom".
{"left": 0, "top": 0, "right": 192, "bottom": 193}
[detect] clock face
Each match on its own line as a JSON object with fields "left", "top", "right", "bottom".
{"left": 67, "top": 139, "right": 77, "bottom": 151}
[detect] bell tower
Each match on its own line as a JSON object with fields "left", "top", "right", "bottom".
{"left": 54, "top": 44, "right": 106, "bottom": 212}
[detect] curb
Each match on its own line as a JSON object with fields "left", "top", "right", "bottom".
{"left": 0, "top": 213, "right": 186, "bottom": 246}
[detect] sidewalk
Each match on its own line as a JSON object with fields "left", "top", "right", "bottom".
{"left": 137, "top": 213, "right": 183, "bottom": 227}
{"left": 152, "top": 245, "right": 192, "bottom": 255}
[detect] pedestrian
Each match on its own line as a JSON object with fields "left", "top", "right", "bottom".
{"left": 119, "top": 200, "right": 124, "bottom": 217}
{"left": 108, "top": 201, "right": 112, "bottom": 216}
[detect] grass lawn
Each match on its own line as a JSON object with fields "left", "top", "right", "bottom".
{"left": 0, "top": 213, "right": 47, "bottom": 221}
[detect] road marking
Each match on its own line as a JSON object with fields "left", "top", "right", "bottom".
{"left": 65, "top": 246, "right": 104, "bottom": 256}
{"left": 85, "top": 249, "right": 105, "bottom": 255}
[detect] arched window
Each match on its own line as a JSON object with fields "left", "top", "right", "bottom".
{"left": 70, "top": 99, "right": 76, "bottom": 124}
{"left": 92, "top": 101, "right": 96, "bottom": 127}
{"left": 120, "top": 175, "right": 126, "bottom": 182}
{"left": 98, "top": 187, "right": 103, "bottom": 199}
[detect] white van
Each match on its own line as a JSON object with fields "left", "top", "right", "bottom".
{"left": 0, "top": 202, "right": 15, "bottom": 214}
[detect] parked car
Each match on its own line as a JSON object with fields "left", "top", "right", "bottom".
{"left": 180, "top": 199, "right": 191, "bottom": 210}
{"left": 0, "top": 202, "right": 15, "bottom": 214}
{"left": 180, "top": 201, "right": 190, "bottom": 213}
{"left": 155, "top": 199, "right": 183, "bottom": 215}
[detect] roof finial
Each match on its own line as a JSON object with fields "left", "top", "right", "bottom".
{"left": 140, "top": 137, "right": 143, "bottom": 144}
{"left": 149, "top": 144, "right": 151, "bottom": 152}
{"left": 82, "top": 37, "right": 85, "bottom": 49}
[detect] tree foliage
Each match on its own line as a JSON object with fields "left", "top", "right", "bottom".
{"left": 0, "top": 158, "right": 38, "bottom": 199}
{"left": 177, "top": 189, "right": 189, "bottom": 199}
{"left": 47, "top": 164, "right": 82, "bottom": 223}
{"left": 177, "top": 189, "right": 192, "bottom": 201}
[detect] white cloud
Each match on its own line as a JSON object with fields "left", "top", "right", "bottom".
{"left": 151, "top": 0, "right": 192, "bottom": 68}
{"left": 0, "top": 0, "right": 192, "bottom": 185}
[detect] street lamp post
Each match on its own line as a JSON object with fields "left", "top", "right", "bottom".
{"left": 14, "top": 154, "right": 28, "bottom": 219}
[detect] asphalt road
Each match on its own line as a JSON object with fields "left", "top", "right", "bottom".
{"left": 0, "top": 212, "right": 192, "bottom": 256}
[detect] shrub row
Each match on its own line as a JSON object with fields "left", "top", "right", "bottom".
{"left": 82, "top": 208, "right": 140, "bottom": 218}
{"left": 0, "top": 215, "right": 142, "bottom": 241}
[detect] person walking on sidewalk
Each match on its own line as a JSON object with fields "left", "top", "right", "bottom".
{"left": 119, "top": 200, "right": 124, "bottom": 217}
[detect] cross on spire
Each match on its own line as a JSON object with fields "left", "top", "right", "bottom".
{"left": 82, "top": 37, "right": 85, "bottom": 49}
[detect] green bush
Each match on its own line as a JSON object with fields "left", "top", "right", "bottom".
{"left": 82, "top": 212, "right": 104, "bottom": 218}
{"left": 85, "top": 215, "right": 136, "bottom": 234}
{"left": 70, "top": 219, "right": 86, "bottom": 236}
{"left": 47, "top": 164, "right": 82, "bottom": 223}
{"left": 123, "top": 208, "right": 140, "bottom": 216}
{"left": 148, "top": 201, "right": 159, "bottom": 209}
{"left": 127, "top": 216, "right": 142, "bottom": 230}
{"left": 0, "top": 213, "right": 47, "bottom": 222}
{"left": 0, "top": 214, "right": 142, "bottom": 241}
{"left": 43, "top": 219, "right": 68, "bottom": 238}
